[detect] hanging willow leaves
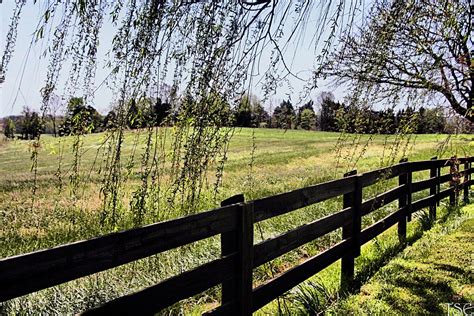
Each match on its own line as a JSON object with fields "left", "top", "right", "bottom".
{"left": 3, "top": 1, "right": 364, "bottom": 228}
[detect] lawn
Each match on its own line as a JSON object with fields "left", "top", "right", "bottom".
{"left": 327, "top": 204, "right": 474, "bottom": 315}
{"left": 0, "top": 128, "right": 472, "bottom": 314}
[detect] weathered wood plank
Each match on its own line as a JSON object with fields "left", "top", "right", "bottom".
{"left": 253, "top": 207, "right": 352, "bottom": 267}
{"left": 82, "top": 254, "right": 236, "bottom": 315}
{"left": 253, "top": 177, "right": 356, "bottom": 222}
{"left": 0, "top": 204, "right": 240, "bottom": 302}
{"left": 361, "top": 207, "right": 405, "bottom": 245}
{"left": 359, "top": 163, "right": 408, "bottom": 188}
{"left": 437, "top": 187, "right": 453, "bottom": 201}
{"left": 361, "top": 185, "right": 406, "bottom": 216}
{"left": 252, "top": 239, "right": 352, "bottom": 311}
{"left": 411, "top": 195, "right": 437, "bottom": 213}
{"left": 429, "top": 156, "right": 438, "bottom": 220}
{"left": 412, "top": 177, "right": 437, "bottom": 193}
{"left": 410, "top": 159, "right": 447, "bottom": 172}
{"left": 437, "top": 173, "right": 453, "bottom": 185}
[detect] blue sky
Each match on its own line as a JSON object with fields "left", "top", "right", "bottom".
{"left": 1, "top": 1, "right": 351, "bottom": 117}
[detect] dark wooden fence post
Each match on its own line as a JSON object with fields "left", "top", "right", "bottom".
{"left": 341, "top": 170, "right": 356, "bottom": 290}
{"left": 437, "top": 160, "right": 441, "bottom": 207}
{"left": 429, "top": 156, "right": 437, "bottom": 220}
{"left": 220, "top": 194, "right": 244, "bottom": 309}
{"left": 406, "top": 162, "right": 413, "bottom": 222}
{"left": 341, "top": 171, "right": 361, "bottom": 291}
{"left": 464, "top": 161, "right": 470, "bottom": 204}
{"left": 449, "top": 156, "right": 456, "bottom": 206}
{"left": 398, "top": 158, "right": 408, "bottom": 243}
{"left": 238, "top": 202, "right": 254, "bottom": 315}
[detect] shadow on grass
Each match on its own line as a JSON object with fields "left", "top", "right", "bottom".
{"left": 381, "top": 263, "right": 469, "bottom": 315}
{"left": 344, "top": 205, "right": 460, "bottom": 294}
{"left": 290, "top": 204, "right": 468, "bottom": 314}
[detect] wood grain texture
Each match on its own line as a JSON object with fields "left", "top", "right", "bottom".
{"left": 253, "top": 177, "right": 356, "bottom": 222}
{"left": 252, "top": 239, "right": 351, "bottom": 311}
{"left": 361, "top": 185, "right": 406, "bottom": 216}
{"left": 0, "top": 204, "right": 240, "bottom": 301}
{"left": 83, "top": 254, "right": 236, "bottom": 315}
{"left": 253, "top": 207, "right": 351, "bottom": 267}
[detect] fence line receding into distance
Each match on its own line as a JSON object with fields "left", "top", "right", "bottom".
{"left": 0, "top": 156, "right": 473, "bottom": 315}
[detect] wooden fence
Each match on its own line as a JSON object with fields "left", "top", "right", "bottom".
{"left": 1, "top": 156, "right": 473, "bottom": 315}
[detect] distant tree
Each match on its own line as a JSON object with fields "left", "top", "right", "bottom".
{"left": 59, "top": 97, "right": 102, "bottom": 135}
{"left": 3, "top": 118, "right": 15, "bottom": 139}
{"left": 296, "top": 100, "right": 315, "bottom": 129}
{"left": 152, "top": 97, "right": 172, "bottom": 126}
{"left": 103, "top": 110, "right": 118, "bottom": 129}
{"left": 233, "top": 94, "right": 268, "bottom": 128}
{"left": 376, "top": 108, "right": 396, "bottom": 134}
{"left": 271, "top": 100, "right": 295, "bottom": 129}
{"left": 234, "top": 101, "right": 251, "bottom": 127}
{"left": 299, "top": 108, "right": 316, "bottom": 130}
{"left": 234, "top": 94, "right": 253, "bottom": 127}
{"left": 395, "top": 106, "right": 418, "bottom": 134}
{"left": 318, "top": 92, "right": 343, "bottom": 132}
{"left": 44, "top": 93, "right": 64, "bottom": 137}
{"left": 17, "top": 107, "right": 43, "bottom": 139}
{"left": 251, "top": 102, "right": 270, "bottom": 128}
{"left": 127, "top": 99, "right": 142, "bottom": 129}
{"left": 417, "top": 107, "right": 446, "bottom": 134}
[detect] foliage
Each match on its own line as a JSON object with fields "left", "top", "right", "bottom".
{"left": 319, "top": 0, "right": 473, "bottom": 123}
{"left": 0, "top": 128, "right": 471, "bottom": 313}
{"left": 329, "top": 205, "right": 474, "bottom": 315}
{"left": 318, "top": 92, "right": 344, "bottom": 132}
{"left": 317, "top": 92, "right": 447, "bottom": 134}
{"left": 233, "top": 94, "right": 269, "bottom": 128}
{"left": 59, "top": 97, "right": 102, "bottom": 136}
{"left": 271, "top": 100, "right": 296, "bottom": 129}
{"left": 3, "top": 118, "right": 15, "bottom": 139}
{"left": 17, "top": 107, "right": 42, "bottom": 140}
{"left": 103, "top": 110, "right": 118, "bottom": 130}
{"left": 2, "top": 0, "right": 366, "bottom": 224}
{"left": 151, "top": 98, "right": 172, "bottom": 126}
{"left": 296, "top": 100, "right": 316, "bottom": 130}
{"left": 299, "top": 109, "right": 316, "bottom": 130}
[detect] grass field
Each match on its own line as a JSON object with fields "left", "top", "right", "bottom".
{"left": 0, "top": 128, "right": 473, "bottom": 314}
{"left": 328, "top": 204, "right": 474, "bottom": 315}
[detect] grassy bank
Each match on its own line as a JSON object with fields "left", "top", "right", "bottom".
{"left": 325, "top": 203, "right": 473, "bottom": 315}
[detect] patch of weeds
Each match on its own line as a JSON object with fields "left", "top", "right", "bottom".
{"left": 293, "top": 278, "right": 340, "bottom": 315}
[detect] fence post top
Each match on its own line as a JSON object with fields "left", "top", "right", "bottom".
{"left": 221, "top": 194, "right": 245, "bottom": 206}
{"left": 344, "top": 170, "right": 357, "bottom": 177}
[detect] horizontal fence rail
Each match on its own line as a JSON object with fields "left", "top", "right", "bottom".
{"left": 1, "top": 156, "right": 473, "bottom": 314}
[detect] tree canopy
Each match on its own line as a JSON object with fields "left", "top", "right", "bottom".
{"left": 319, "top": 0, "right": 473, "bottom": 123}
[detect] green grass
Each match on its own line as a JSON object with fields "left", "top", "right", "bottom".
{"left": 327, "top": 204, "right": 474, "bottom": 315}
{"left": 0, "top": 128, "right": 473, "bottom": 314}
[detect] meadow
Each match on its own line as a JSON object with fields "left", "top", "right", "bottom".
{"left": 0, "top": 128, "right": 472, "bottom": 314}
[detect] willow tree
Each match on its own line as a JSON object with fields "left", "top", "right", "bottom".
{"left": 1, "top": 1, "right": 363, "bottom": 227}
{"left": 317, "top": 0, "right": 473, "bottom": 123}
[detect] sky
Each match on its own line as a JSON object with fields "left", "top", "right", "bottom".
{"left": 0, "top": 1, "right": 352, "bottom": 117}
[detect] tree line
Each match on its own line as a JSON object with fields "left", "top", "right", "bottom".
{"left": 1, "top": 92, "right": 466, "bottom": 140}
